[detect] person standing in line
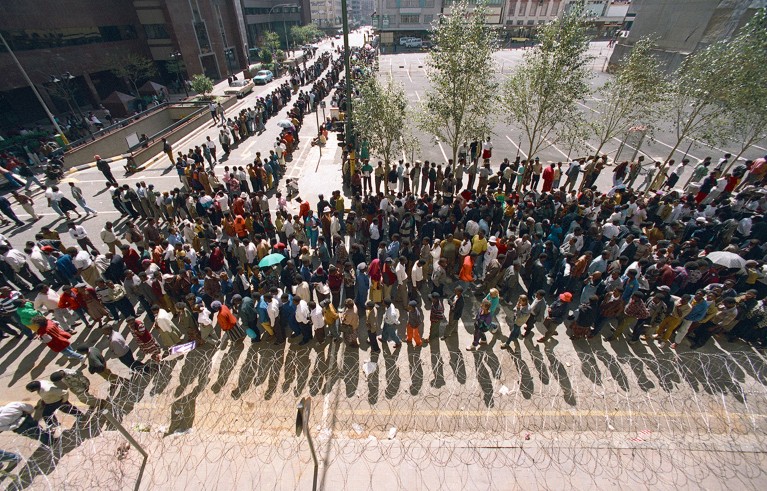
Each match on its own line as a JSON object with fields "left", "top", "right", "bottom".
{"left": 95, "top": 155, "right": 118, "bottom": 185}
{"left": 404, "top": 300, "right": 423, "bottom": 348}
{"left": 103, "top": 326, "right": 147, "bottom": 372}
{"left": 380, "top": 298, "right": 402, "bottom": 349}
{"left": 68, "top": 182, "right": 98, "bottom": 216}
{"left": 339, "top": 298, "right": 359, "bottom": 348}
{"left": 31, "top": 316, "right": 85, "bottom": 361}
{"left": 426, "top": 292, "right": 445, "bottom": 341}
{"left": 364, "top": 300, "right": 380, "bottom": 353}
{"left": 441, "top": 286, "right": 464, "bottom": 340}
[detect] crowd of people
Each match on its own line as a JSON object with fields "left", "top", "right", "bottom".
{"left": 1, "top": 40, "right": 767, "bottom": 463}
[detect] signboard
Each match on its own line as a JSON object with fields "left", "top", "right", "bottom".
{"left": 126, "top": 132, "right": 140, "bottom": 150}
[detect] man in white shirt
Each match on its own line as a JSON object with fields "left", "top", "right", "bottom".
{"left": 394, "top": 257, "right": 409, "bottom": 305}
{"left": 0, "top": 245, "right": 39, "bottom": 290}
{"left": 34, "top": 284, "right": 77, "bottom": 327}
{"left": 381, "top": 299, "right": 402, "bottom": 348}
{"left": 67, "top": 222, "right": 100, "bottom": 254}
{"left": 0, "top": 401, "right": 53, "bottom": 444}
{"left": 411, "top": 259, "right": 424, "bottom": 289}
{"left": 310, "top": 301, "right": 325, "bottom": 342}
{"left": 100, "top": 221, "right": 123, "bottom": 254}
{"left": 294, "top": 295, "right": 312, "bottom": 345}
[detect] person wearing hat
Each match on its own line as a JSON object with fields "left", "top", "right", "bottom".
{"left": 404, "top": 300, "right": 424, "bottom": 348}
{"left": 537, "top": 292, "right": 572, "bottom": 343}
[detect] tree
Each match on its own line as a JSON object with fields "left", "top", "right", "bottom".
{"left": 291, "top": 25, "right": 322, "bottom": 45}
{"left": 418, "top": 0, "right": 498, "bottom": 169}
{"left": 588, "top": 37, "right": 668, "bottom": 157}
{"left": 190, "top": 74, "right": 214, "bottom": 99}
{"left": 352, "top": 76, "right": 409, "bottom": 170}
{"left": 723, "top": 8, "right": 767, "bottom": 172}
{"left": 261, "top": 31, "right": 281, "bottom": 55}
{"left": 660, "top": 39, "right": 741, "bottom": 164}
{"left": 109, "top": 54, "right": 157, "bottom": 97}
{"left": 501, "top": 2, "right": 593, "bottom": 172}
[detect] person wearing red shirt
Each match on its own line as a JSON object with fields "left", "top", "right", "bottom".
{"left": 32, "top": 316, "right": 84, "bottom": 361}
{"left": 542, "top": 163, "right": 555, "bottom": 192}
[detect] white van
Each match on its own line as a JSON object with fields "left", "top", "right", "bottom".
{"left": 404, "top": 38, "right": 423, "bottom": 48}
{"left": 399, "top": 37, "right": 417, "bottom": 46}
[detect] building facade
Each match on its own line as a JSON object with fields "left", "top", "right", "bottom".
{"left": 241, "top": 0, "right": 309, "bottom": 55}
{"left": 610, "top": 0, "right": 767, "bottom": 72}
{"left": 0, "top": 0, "right": 254, "bottom": 129}
{"left": 311, "top": 0, "right": 343, "bottom": 28}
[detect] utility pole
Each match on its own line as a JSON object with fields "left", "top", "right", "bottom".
{"left": 0, "top": 32, "right": 66, "bottom": 139}
{"left": 340, "top": 0, "right": 353, "bottom": 143}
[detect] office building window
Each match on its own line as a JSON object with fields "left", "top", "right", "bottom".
{"left": 400, "top": 14, "right": 420, "bottom": 24}
{"left": 527, "top": 20, "right": 535, "bottom": 25}
{"left": 0, "top": 26, "right": 137, "bottom": 52}
{"left": 423, "top": 15, "right": 434, "bottom": 24}
{"left": 516, "top": 20, "right": 524, "bottom": 25}
{"left": 143, "top": 24, "right": 170, "bottom": 40}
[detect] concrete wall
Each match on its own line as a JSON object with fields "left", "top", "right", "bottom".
{"left": 611, "top": 0, "right": 767, "bottom": 73}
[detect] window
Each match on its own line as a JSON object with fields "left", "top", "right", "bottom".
{"left": 143, "top": 24, "right": 170, "bottom": 40}
{"left": 400, "top": 14, "right": 420, "bottom": 24}
{"left": 423, "top": 15, "right": 434, "bottom": 24}
{"left": 527, "top": 20, "right": 535, "bottom": 25}
{"left": 516, "top": 20, "right": 524, "bottom": 25}
{"left": 0, "top": 26, "right": 137, "bottom": 52}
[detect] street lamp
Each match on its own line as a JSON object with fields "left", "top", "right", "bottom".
{"left": 268, "top": 3, "right": 297, "bottom": 54}
{"left": 0, "top": 31, "right": 66, "bottom": 140}
{"left": 49, "top": 72, "right": 83, "bottom": 120}
{"left": 170, "top": 51, "right": 189, "bottom": 97}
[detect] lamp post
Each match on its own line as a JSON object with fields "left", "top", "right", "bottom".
{"left": 170, "top": 51, "right": 189, "bottom": 97}
{"left": 49, "top": 72, "right": 84, "bottom": 120}
{"left": 340, "top": 0, "right": 354, "bottom": 144}
{"left": 268, "top": 3, "right": 297, "bottom": 54}
{"left": 49, "top": 72, "right": 93, "bottom": 139}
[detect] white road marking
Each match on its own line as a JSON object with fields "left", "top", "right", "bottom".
{"left": 413, "top": 91, "right": 421, "bottom": 102}
{"left": 505, "top": 135, "right": 528, "bottom": 159}
{"left": 576, "top": 101, "right": 599, "bottom": 113}
{"left": 436, "top": 140, "right": 449, "bottom": 162}
{"left": 543, "top": 138, "right": 569, "bottom": 159}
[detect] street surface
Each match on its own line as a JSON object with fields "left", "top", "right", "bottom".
{"left": 0, "top": 29, "right": 765, "bottom": 491}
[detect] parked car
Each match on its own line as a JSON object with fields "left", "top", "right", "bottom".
{"left": 403, "top": 38, "right": 423, "bottom": 48}
{"left": 224, "top": 79, "right": 255, "bottom": 98}
{"left": 399, "top": 37, "right": 417, "bottom": 46}
{"left": 253, "top": 70, "right": 274, "bottom": 85}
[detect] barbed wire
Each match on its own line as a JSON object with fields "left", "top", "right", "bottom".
{"left": 2, "top": 346, "right": 767, "bottom": 490}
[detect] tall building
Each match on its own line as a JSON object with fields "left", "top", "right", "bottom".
{"left": 505, "top": 1, "right": 629, "bottom": 38}
{"left": 311, "top": 0, "right": 343, "bottom": 28}
{"left": 610, "top": 0, "right": 766, "bottom": 72}
{"left": 241, "top": 0, "right": 310, "bottom": 55}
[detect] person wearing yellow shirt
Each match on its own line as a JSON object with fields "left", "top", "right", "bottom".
{"left": 471, "top": 231, "right": 488, "bottom": 279}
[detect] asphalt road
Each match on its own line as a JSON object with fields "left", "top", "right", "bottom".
{"left": 0, "top": 29, "right": 766, "bottom": 490}
{"left": 381, "top": 42, "right": 767, "bottom": 174}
